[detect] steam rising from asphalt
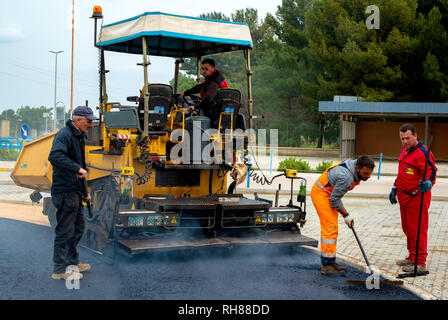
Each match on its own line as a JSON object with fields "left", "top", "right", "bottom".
{"left": 112, "top": 245, "right": 312, "bottom": 300}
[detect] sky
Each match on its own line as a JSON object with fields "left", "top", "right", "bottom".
{"left": 0, "top": 0, "right": 282, "bottom": 115}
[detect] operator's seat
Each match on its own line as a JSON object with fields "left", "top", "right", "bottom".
{"left": 212, "top": 88, "right": 241, "bottom": 130}
{"left": 138, "top": 84, "right": 173, "bottom": 130}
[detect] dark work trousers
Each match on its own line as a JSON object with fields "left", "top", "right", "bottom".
{"left": 52, "top": 192, "right": 85, "bottom": 274}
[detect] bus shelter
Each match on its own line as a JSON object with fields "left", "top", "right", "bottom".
{"left": 319, "top": 101, "right": 448, "bottom": 161}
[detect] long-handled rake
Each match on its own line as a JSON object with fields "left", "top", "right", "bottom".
{"left": 346, "top": 226, "right": 403, "bottom": 286}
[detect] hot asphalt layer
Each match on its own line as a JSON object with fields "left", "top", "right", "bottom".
{"left": 0, "top": 217, "right": 420, "bottom": 300}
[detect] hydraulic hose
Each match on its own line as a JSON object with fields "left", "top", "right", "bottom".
{"left": 135, "top": 137, "right": 152, "bottom": 185}
{"left": 247, "top": 143, "right": 285, "bottom": 185}
{"left": 86, "top": 164, "right": 121, "bottom": 173}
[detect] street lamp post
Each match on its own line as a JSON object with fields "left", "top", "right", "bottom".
{"left": 50, "top": 50, "right": 63, "bottom": 131}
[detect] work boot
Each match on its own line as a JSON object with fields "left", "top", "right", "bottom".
{"left": 51, "top": 270, "right": 83, "bottom": 280}
{"left": 77, "top": 263, "right": 91, "bottom": 273}
{"left": 396, "top": 257, "right": 413, "bottom": 266}
{"left": 402, "top": 264, "right": 427, "bottom": 273}
{"left": 333, "top": 262, "right": 348, "bottom": 272}
{"left": 321, "top": 263, "right": 347, "bottom": 277}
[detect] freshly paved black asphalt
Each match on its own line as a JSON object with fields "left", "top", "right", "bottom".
{"left": 0, "top": 217, "right": 420, "bottom": 300}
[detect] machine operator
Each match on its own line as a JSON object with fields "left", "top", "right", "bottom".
{"left": 178, "top": 58, "right": 229, "bottom": 126}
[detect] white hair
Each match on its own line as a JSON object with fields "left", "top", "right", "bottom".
{"left": 72, "top": 115, "right": 86, "bottom": 122}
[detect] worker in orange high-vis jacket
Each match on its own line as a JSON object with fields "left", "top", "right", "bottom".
{"left": 311, "top": 155, "right": 375, "bottom": 276}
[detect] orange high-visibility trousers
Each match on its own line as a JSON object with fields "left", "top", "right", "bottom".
{"left": 311, "top": 183, "right": 339, "bottom": 262}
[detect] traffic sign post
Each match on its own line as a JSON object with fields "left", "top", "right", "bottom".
{"left": 20, "top": 124, "right": 29, "bottom": 140}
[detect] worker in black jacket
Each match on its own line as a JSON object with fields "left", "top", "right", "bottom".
{"left": 179, "top": 58, "right": 229, "bottom": 126}
{"left": 48, "top": 106, "right": 98, "bottom": 280}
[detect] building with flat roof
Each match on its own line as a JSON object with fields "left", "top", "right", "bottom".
{"left": 318, "top": 101, "right": 448, "bottom": 161}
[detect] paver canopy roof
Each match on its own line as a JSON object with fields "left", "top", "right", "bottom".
{"left": 96, "top": 12, "right": 254, "bottom": 57}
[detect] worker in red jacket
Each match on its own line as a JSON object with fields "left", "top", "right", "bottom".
{"left": 389, "top": 123, "right": 437, "bottom": 273}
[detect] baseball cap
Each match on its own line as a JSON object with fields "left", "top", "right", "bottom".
{"left": 73, "top": 106, "right": 99, "bottom": 121}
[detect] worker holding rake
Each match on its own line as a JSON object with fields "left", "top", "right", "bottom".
{"left": 389, "top": 123, "right": 437, "bottom": 274}
{"left": 311, "top": 155, "right": 375, "bottom": 276}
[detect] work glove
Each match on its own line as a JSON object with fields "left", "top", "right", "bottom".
{"left": 389, "top": 187, "right": 397, "bottom": 205}
{"left": 419, "top": 180, "right": 432, "bottom": 193}
{"left": 230, "top": 163, "right": 248, "bottom": 186}
{"left": 344, "top": 215, "right": 354, "bottom": 228}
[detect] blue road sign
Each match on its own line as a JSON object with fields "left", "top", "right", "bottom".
{"left": 20, "top": 124, "right": 29, "bottom": 139}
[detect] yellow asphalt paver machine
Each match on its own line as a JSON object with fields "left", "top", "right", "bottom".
{"left": 11, "top": 7, "right": 317, "bottom": 256}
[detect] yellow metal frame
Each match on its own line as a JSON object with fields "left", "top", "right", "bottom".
{"left": 169, "top": 109, "right": 185, "bottom": 143}
{"left": 10, "top": 132, "right": 57, "bottom": 192}
{"left": 285, "top": 169, "right": 298, "bottom": 178}
{"left": 217, "top": 111, "right": 234, "bottom": 142}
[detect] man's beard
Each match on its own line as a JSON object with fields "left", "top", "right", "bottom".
{"left": 356, "top": 171, "right": 366, "bottom": 181}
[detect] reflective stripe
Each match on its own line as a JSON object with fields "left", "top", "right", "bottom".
{"left": 316, "top": 180, "right": 331, "bottom": 194}
{"left": 321, "top": 238, "right": 337, "bottom": 244}
{"left": 321, "top": 252, "right": 336, "bottom": 258}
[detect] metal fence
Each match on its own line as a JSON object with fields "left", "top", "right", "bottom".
{"left": 0, "top": 137, "right": 35, "bottom": 152}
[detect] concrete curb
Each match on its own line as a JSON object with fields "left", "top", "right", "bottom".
{"left": 0, "top": 199, "right": 40, "bottom": 206}
{"left": 1, "top": 183, "right": 447, "bottom": 201}
{"left": 271, "top": 146, "right": 340, "bottom": 157}
{"left": 2, "top": 182, "right": 447, "bottom": 201}
{"left": 301, "top": 245, "right": 439, "bottom": 300}
{"left": 0, "top": 181, "right": 15, "bottom": 185}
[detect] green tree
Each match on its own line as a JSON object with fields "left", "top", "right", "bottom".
{"left": 65, "top": 110, "right": 71, "bottom": 122}
{"left": 1, "top": 106, "right": 53, "bottom": 137}
{"left": 169, "top": 72, "right": 198, "bottom": 93}
{"left": 252, "top": 45, "right": 304, "bottom": 146}
{"left": 180, "top": 9, "right": 268, "bottom": 114}
{"left": 166, "top": 1, "right": 448, "bottom": 149}
{"left": 0, "top": 109, "right": 20, "bottom": 136}
{"left": 418, "top": 4, "right": 448, "bottom": 100}
{"left": 0, "top": 109, "right": 19, "bottom": 123}
{"left": 16, "top": 106, "right": 53, "bottom": 136}
{"left": 264, "top": 0, "right": 339, "bottom": 147}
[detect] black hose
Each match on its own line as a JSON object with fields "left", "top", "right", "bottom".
{"left": 249, "top": 171, "right": 285, "bottom": 186}
{"left": 247, "top": 143, "right": 285, "bottom": 185}
{"left": 86, "top": 164, "right": 121, "bottom": 173}
{"left": 135, "top": 137, "right": 152, "bottom": 185}
{"left": 209, "top": 169, "right": 213, "bottom": 194}
{"left": 228, "top": 181, "right": 236, "bottom": 194}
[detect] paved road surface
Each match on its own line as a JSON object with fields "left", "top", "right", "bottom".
{"left": 0, "top": 217, "right": 420, "bottom": 300}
